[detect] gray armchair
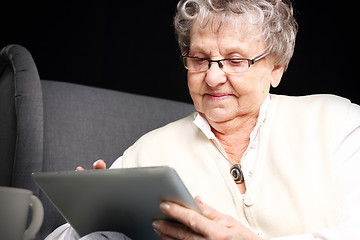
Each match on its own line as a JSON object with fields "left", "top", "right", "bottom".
{"left": 0, "top": 44, "right": 194, "bottom": 239}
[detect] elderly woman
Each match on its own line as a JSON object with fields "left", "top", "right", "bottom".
{"left": 47, "top": 0, "right": 360, "bottom": 239}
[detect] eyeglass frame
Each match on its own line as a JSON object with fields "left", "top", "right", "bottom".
{"left": 181, "top": 52, "right": 269, "bottom": 73}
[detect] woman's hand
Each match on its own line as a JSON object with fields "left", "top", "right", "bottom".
{"left": 75, "top": 159, "right": 107, "bottom": 171}
{"left": 152, "top": 196, "right": 261, "bottom": 240}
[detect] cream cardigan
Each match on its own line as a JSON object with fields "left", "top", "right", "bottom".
{"left": 122, "top": 94, "right": 350, "bottom": 238}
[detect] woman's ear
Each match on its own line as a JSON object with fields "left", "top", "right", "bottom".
{"left": 271, "top": 65, "right": 285, "bottom": 88}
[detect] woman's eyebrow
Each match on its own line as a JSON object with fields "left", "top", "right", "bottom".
{"left": 188, "top": 45, "right": 207, "bottom": 54}
{"left": 189, "top": 44, "right": 250, "bottom": 57}
{"left": 221, "top": 45, "right": 250, "bottom": 57}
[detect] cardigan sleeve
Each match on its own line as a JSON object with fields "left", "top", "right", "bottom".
{"left": 271, "top": 103, "right": 360, "bottom": 239}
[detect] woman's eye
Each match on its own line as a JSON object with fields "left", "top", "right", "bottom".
{"left": 194, "top": 58, "right": 207, "bottom": 65}
{"left": 226, "top": 59, "right": 247, "bottom": 68}
{"left": 230, "top": 59, "right": 244, "bottom": 65}
{"left": 196, "top": 58, "right": 206, "bottom": 62}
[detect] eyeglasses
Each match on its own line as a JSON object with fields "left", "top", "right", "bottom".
{"left": 181, "top": 52, "right": 268, "bottom": 74}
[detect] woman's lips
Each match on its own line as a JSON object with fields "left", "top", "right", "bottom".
{"left": 205, "top": 92, "right": 232, "bottom": 100}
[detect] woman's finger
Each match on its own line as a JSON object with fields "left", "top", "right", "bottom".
{"left": 195, "top": 196, "right": 235, "bottom": 227}
{"left": 93, "top": 159, "right": 106, "bottom": 169}
{"left": 153, "top": 220, "right": 204, "bottom": 240}
{"left": 158, "top": 202, "right": 218, "bottom": 237}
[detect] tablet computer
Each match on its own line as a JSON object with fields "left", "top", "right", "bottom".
{"left": 32, "top": 166, "right": 201, "bottom": 239}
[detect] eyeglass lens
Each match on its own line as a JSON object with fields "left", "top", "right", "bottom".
{"left": 184, "top": 58, "right": 249, "bottom": 73}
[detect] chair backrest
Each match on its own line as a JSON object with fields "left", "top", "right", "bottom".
{"left": 0, "top": 44, "right": 195, "bottom": 239}
{"left": 0, "top": 44, "right": 44, "bottom": 188}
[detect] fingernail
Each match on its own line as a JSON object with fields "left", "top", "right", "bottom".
{"left": 153, "top": 228, "right": 161, "bottom": 236}
{"left": 152, "top": 220, "right": 160, "bottom": 229}
{"left": 195, "top": 196, "right": 203, "bottom": 204}
{"left": 93, "top": 159, "right": 102, "bottom": 165}
{"left": 160, "top": 202, "right": 170, "bottom": 211}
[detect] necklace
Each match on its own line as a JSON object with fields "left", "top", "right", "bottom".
{"left": 230, "top": 163, "right": 244, "bottom": 184}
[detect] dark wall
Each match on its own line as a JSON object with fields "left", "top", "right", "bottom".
{"left": 1, "top": 1, "right": 358, "bottom": 104}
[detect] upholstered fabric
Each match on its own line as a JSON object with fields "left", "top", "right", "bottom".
{"left": 0, "top": 44, "right": 194, "bottom": 239}
{"left": 0, "top": 44, "right": 43, "bottom": 189}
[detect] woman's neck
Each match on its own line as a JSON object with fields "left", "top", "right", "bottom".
{"left": 208, "top": 112, "right": 259, "bottom": 163}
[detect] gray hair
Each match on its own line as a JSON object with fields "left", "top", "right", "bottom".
{"left": 174, "top": 0, "right": 298, "bottom": 70}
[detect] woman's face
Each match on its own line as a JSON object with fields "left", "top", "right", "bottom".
{"left": 187, "top": 19, "right": 284, "bottom": 124}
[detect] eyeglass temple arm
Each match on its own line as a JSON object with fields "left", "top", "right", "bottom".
{"left": 250, "top": 52, "right": 269, "bottom": 65}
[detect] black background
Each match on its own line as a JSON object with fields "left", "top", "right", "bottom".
{"left": 1, "top": 1, "right": 359, "bottom": 104}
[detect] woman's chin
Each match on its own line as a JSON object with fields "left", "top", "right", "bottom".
{"left": 201, "top": 109, "right": 236, "bottom": 124}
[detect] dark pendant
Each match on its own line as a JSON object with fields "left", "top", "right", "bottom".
{"left": 230, "top": 164, "right": 244, "bottom": 184}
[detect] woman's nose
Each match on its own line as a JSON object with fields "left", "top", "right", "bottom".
{"left": 204, "top": 62, "right": 227, "bottom": 87}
